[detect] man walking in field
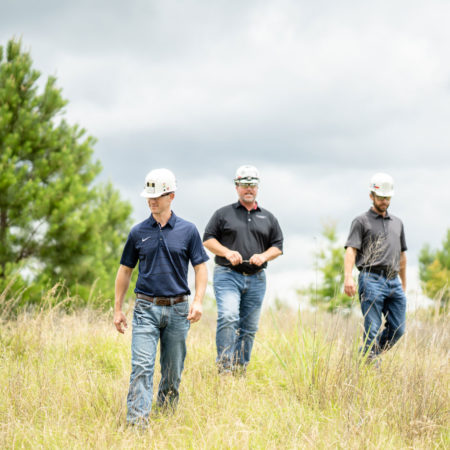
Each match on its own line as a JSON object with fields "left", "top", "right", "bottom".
{"left": 203, "top": 165, "right": 283, "bottom": 374}
{"left": 344, "top": 173, "right": 408, "bottom": 364}
{"left": 114, "top": 168, "right": 208, "bottom": 427}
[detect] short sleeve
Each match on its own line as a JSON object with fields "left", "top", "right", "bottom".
{"left": 189, "top": 226, "right": 210, "bottom": 266}
{"left": 203, "top": 210, "right": 222, "bottom": 242}
{"left": 345, "top": 219, "right": 363, "bottom": 250}
{"left": 269, "top": 216, "right": 284, "bottom": 251}
{"left": 400, "top": 223, "right": 407, "bottom": 252}
{"left": 120, "top": 232, "right": 139, "bottom": 268}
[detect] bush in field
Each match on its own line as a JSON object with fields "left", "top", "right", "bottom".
{"left": 0, "top": 38, "right": 132, "bottom": 308}
{"left": 419, "top": 229, "right": 450, "bottom": 309}
{"left": 307, "top": 222, "right": 353, "bottom": 312}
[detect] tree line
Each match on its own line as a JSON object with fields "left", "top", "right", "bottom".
{"left": 0, "top": 38, "right": 448, "bottom": 312}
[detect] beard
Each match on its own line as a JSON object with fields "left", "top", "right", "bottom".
{"left": 372, "top": 201, "right": 388, "bottom": 214}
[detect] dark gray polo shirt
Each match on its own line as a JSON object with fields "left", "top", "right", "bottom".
{"left": 203, "top": 201, "right": 283, "bottom": 275}
{"left": 345, "top": 208, "right": 407, "bottom": 272}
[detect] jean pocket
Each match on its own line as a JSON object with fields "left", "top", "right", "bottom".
{"left": 256, "top": 270, "right": 266, "bottom": 281}
{"left": 133, "top": 300, "right": 153, "bottom": 325}
{"left": 135, "top": 298, "right": 153, "bottom": 310}
{"left": 172, "top": 301, "right": 189, "bottom": 317}
{"left": 214, "top": 264, "right": 228, "bottom": 273}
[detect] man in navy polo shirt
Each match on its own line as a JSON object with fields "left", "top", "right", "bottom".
{"left": 344, "top": 173, "right": 408, "bottom": 365}
{"left": 114, "top": 168, "right": 208, "bottom": 426}
{"left": 203, "top": 165, "right": 283, "bottom": 374}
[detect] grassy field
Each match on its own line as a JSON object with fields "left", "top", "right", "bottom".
{"left": 0, "top": 294, "right": 448, "bottom": 449}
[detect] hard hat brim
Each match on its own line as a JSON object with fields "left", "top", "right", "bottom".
{"left": 371, "top": 189, "right": 395, "bottom": 197}
{"left": 234, "top": 178, "right": 260, "bottom": 184}
{"left": 140, "top": 188, "right": 176, "bottom": 198}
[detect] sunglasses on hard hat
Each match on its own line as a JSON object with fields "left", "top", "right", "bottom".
{"left": 237, "top": 183, "right": 258, "bottom": 188}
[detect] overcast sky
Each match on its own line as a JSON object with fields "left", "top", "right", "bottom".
{"left": 2, "top": 0, "right": 449, "bottom": 304}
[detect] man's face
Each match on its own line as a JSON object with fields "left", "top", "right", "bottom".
{"left": 370, "top": 192, "right": 391, "bottom": 214}
{"left": 236, "top": 183, "right": 258, "bottom": 205}
{"left": 147, "top": 192, "right": 174, "bottom": 215}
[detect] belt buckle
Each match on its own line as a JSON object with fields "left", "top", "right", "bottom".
{"left": 243, "top": 268, "right": 262, "bottom": 276}
{"left": 155, "top": 296, "right": 186, "bottom": 306}
{"left": 155, "top": 297, "right": 169, "bottom": 306}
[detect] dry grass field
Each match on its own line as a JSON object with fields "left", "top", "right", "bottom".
{"left": 0, "top": 292, "right": 448, "bottom": 449}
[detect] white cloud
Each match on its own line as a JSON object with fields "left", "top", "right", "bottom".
{"left": 2, "top": 0, "right": 449, "bottom": 304}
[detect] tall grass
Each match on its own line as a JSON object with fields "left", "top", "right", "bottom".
{"left": 0, "top": 292, "right": 448, "bottom": 449}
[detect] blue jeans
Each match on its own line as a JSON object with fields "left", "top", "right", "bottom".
{"left": 213, "top": 265, "right": 266, "bottom": 371}
{"left": 126, "top": 298, "right": 190, "bottom": 425}
{"left": 358, "top": 272, "right": 407, "bottom": 357}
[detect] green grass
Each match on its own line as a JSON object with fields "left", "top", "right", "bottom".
{"left": 0, "top": 299, "right": 448, "bottom": 449}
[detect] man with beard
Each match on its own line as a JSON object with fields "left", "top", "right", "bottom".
{"left": 344, "top": 173, "right": 408, "bottom": 364}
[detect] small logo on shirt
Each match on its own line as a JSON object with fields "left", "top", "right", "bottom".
{"left": 142, "top": 236, "right": 151, "bottom": 242}
{"left": 256, "top": 215, "right": 267, "bottom": 219}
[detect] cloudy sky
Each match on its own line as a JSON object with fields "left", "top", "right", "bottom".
{"left": 2, "top": 0, "right": 449, "bottom": 305}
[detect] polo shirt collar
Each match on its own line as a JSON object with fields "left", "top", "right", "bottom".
{"left": 149, "top": 211, "right": 177, "bottom": 228}
{"left": 368, "top": 208, "right": 392, "bottom": 220}
{"left": 234, "top": 201, "right": 261, "bottom": 211}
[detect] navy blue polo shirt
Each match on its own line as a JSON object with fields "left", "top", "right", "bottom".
{"left": 120, "top": 212, "right": 209, "bottom": 297}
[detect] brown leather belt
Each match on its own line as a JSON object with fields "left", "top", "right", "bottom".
{"left": 136, "top": 293, "right": 188, "bottom": 306}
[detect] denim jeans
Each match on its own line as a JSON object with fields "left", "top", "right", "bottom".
{"left": 213, "top": 265, "right": 266, "bottom": 372}
{"left": 358, "top": 272, "right": 407, "bottom": 357}
{"left": 126, "top": 298, "right": 190, "bottom": 425}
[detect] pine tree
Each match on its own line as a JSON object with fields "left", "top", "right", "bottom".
{"left": 308, "top": 222, "right": 353, "bottom": 312}
{"left": 0, "top": 38, "right": 132, "bottom": 307}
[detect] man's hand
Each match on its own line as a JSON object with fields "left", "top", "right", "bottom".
{"left": 225, "top": 250, "right": 243, "bottom": 266}
{"left": 114, "top": 310, "right": 128, "bottom": 334}
{"left": 344, "top": 276, "right": 357, "bottom": 297}
{"left": 249, "top": 253, "right": 267, "bottom": 267}
{"left": 187, "top": 300, "right": 202, "bottom": 323}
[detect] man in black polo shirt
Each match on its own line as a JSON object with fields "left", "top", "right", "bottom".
{"left": 203, "top": 165, "right": 283, "bottom": 374}
{"left": 114, "top": 168, "right": 208, "bottom": 427}
{"left": 344, "top": 173, "right": 407, "bottom": 363}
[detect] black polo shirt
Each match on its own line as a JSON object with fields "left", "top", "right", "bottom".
{"left": 203, "top": 201, "right": 283, "bottom": 274}
{"left": 345, "top": 208, "right": 407, "bottom": 272}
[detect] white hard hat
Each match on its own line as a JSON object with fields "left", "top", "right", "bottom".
{"left": 234, "top": 165, "right": 260, "bottom": 185}
{"left": 140, "top": 168, "right": 177, "bottom": 198}
{"left": 370, "top": 173, "right": 394, "bottom": 197}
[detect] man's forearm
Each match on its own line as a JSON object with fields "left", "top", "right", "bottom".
{"left": 344, "top": 247, "right": 357, "bottom": 278}
{"left": 115, "top": 265, "right": 133, "bottom": 311}
{"left": 262, "top": 246, "right": 282, "bottom": 262}
{"left": 344, "top": 247, "right": 356, "bottom": 276}
{"left": 399, "top": 252, "right": 407, "bottom": 290}
{"left": 193, "top": 263, "right": 208, "bottom": 303}
{"left": 203, "top": 238, "right": 230, "bottom": 257}
{"left": 343, "top": 247, "right": 357, "bottom": 297}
